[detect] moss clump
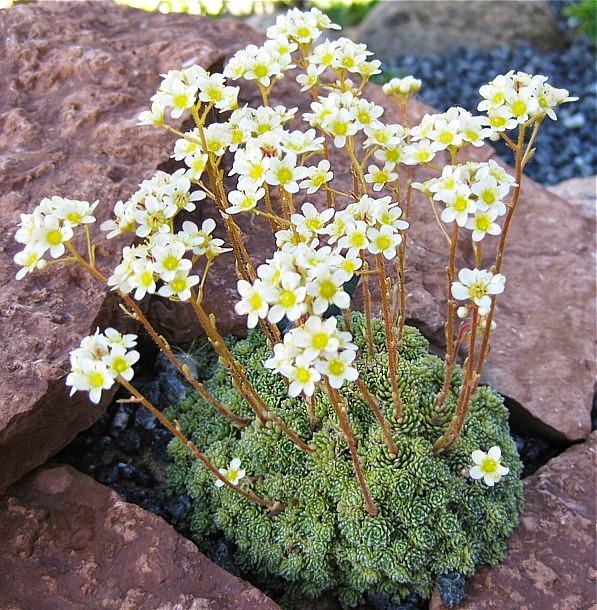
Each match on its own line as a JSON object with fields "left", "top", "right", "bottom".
{"left": 167, "top": 312, "right": 523, "bottom": 607}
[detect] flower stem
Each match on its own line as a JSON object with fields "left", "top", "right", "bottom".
{"left": 356, "top": 379, "right": 397, "bottom": 456}
{"left": 434, "top": 307, "right": 479, "bottom": 454}
{"left": 377, "top": 254, "right": 403, "bottom": 421}
{"left": 326, "top": 381, "right": 378, "bottom": 516}
{"left": 189, "top": 299, "right": 313, "bottom": 454}
{"left": 117, "top": 377, "right": 281, "bottom": 512}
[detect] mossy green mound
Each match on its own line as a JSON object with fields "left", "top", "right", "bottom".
{"left": 167, "top": 313, "right": 523, "bottom": 607}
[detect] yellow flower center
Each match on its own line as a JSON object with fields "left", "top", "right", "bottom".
{"left": 318, "top": 279, "right": 336, "bottom": 299}
{"left": 511, "top": 100, "right": 527, "bottom": 117}
{"left": 140, "top": 270, "right": 154, "bottom": 287}
{"left": 312, "top": 332, "right": 329, "bottom": 350}
{"left": 279, "top": 290, "right": 296, "bottom": 308}
{"left": 111, "top": 356, "right": 128, "bottom": 374}
{"left": 171, "top": 277, "right": 186, "bottom": 293}
{"left": 46, "top": 229, "right": 62, "bottom": 246}
{"left": 296, "top": 367, "right": 311, "bottom": 384}
{"left": 254, "top": 64, "right": 269, "bottom": 79}
{"left": 276, "top": 167, "right": 293, "bottom": 184}
{"left": 469, "top": 281, "right": 487, "bottom": 299}
{"left": 453, "top": 196, "right": 469, "bottom": 212}
{"left": 174, "top": 93, "right": 189, "bottom": 109}
{"left": 481, "top": 456, "right": 498, "bottom": 473}
{"left": 376, "top": 235, "right": 392, "bottom": 251}
{"left": 89, "top": 371, "right": 105, "bottom": 388}
{"left": 475, "top": 216, "right": 491, "bottom": 232}
{"left": 163, "top": 255, "right": 178, "bottom": 271}
{"left": 328, "top": 359, "right": 345, "bottom": 376}
{"left": 249, "top": 293, "right": 263, "bottom": 310}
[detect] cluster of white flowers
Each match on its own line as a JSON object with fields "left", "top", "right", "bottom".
{"left": 98, "top": 166, "right": 229, "bottom": 302}
{"left": 409, "top": 107, "right": 494, "bottom": 152}
{"left": 382, "top": 75, "right": 422, "bottom": 98}
{"left": 139, "top": 64, "right": 239, "bottom": 124}
{"left": 100, "top": 169, "right": 206, "bottom": 239}
{"left": 478, "top": 70, "right": 577, "bottom": 131}
{"left": 66, "top": 328, "right": 139, "bottom": 404}
{"left": 107, "top": 218, "right": 226, "bottom": 301}
{"left": 13, "top": 196, "right": 99, "bottom": 279}
{"left": 414, "top": 159, "right": 516, "bottom": 240}
{"left": 235, "top": 197, "right": 408, "bottom": 396}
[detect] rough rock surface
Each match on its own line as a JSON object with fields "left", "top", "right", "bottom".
{"left": 0, "top": 463, "right": 280, "bottom": 610}
{"left": 430, "top": 432, "right": 597, "bottom": 610}
{"left": 548, "top": 175, "right": 597, "bottom": 221}
{"left": 350, "top": 0, "right": 564, "bottom": 62}
{"left": 0, "top": 1, "right": 253, "bottom": 493}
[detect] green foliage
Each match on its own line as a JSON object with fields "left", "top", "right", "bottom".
{"left": 315, "top": 0, "right": 379, "bottom": 28}
{"left": 564, "top": 0, "right": 597, "bottom": 41}
{"left": 112, "top": 0, "right": 378, "bottom": 27}
{"left": 167, "top": 313, "right": 523, "bottom": 607}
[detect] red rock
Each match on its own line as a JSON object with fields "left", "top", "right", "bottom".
{"left": 0, "top": 464, "right": 280, "bottom": 610}
{"left": 0, "top": 2, "right": 228, "bottom": 493}
{"left": 548, "top": 175, "right": 596, "bottom": 221}
{"left": 430, "top": 432, "right": 597, "bottom": 610}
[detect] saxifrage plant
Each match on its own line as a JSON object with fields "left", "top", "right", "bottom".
{"left": 13, "top": 7, "right": 577, "bottom": 608}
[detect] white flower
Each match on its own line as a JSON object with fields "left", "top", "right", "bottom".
{"left": 152, "top": 239, "right": 191, "bottom": 282}
{"left": 299, "top": 160, "right": 333, "bottom": 194}
{"left": 34, "top": 214, "right": 73, "bottom": 259}
{"left": 306, "top": 268, "right": 351, "bottom": 315}
{"left": 265, "top": 153, "right": 308, "bottom": 194}
{"left": 366, "top": 225, "right": 402, "bottom": 259}
{"left": 440, "top": 184, "right": 476, "bottom": 227}
{"left": 102, "top": 346, "right": 140, "bottom": 381}
{"left": 158, "top": 271, "right": 199, "bottom": 302}
{"left": 365, "top": 163, "right": 398, "bottom": 192}
{"left": 52, "top": 197, "right": 98, "bottom": 228}
{"left": 138, "top": 100, "right": 165, "bottom": 126}
{"left": 383, "top": 75, "right": 422, "bottom": 97}
{"left": 451, "top": 268, "right": 506, "bottom": 310}
{"left": 215, "top": 458, "right": 246, "bottom": 488}
{"left": 286, "top": 355, "right": 321, "bottom": 397}
{"left": 316, "top": 349, "right": 359, "bottom": 389}
{"left": 235, "top": 279, "right": 269, "bottom": 328}
{"left": 292, "top": 315, "right": 340, "bottom": 362}
{"left": 291, "top": 202, "right": 335, "bottom": 237}
{"left": 465, "top": 209, "right": 502, "bottom": 242}
{"left": 227, "top": 187, "right": 265, "bottom": 214}
{"left": 153, "top": 74, "right": 198, "bottom": 119}
{"left": 14, "top": 244, "right": 47, "bottom": 279}
{"left": 263, "top": 272, "right": 307, "bottom": 324}
{"left": 66, "top": 357, "right": 115, "bottom": 405}
{"left": 469, "top": 446, "right": 509, "bottom": 486}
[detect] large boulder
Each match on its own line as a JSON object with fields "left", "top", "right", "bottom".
{"left": 431, "top": 432, "right": 597, "bottom": 610}
{"left": 0, "top": 464, "right": 280, "bottom": 610}
{"left": 0, "top": 0, "right": 249, "bottom": 493}
{"left": 349, "top": 0, "right": 564, "bottom": 62}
